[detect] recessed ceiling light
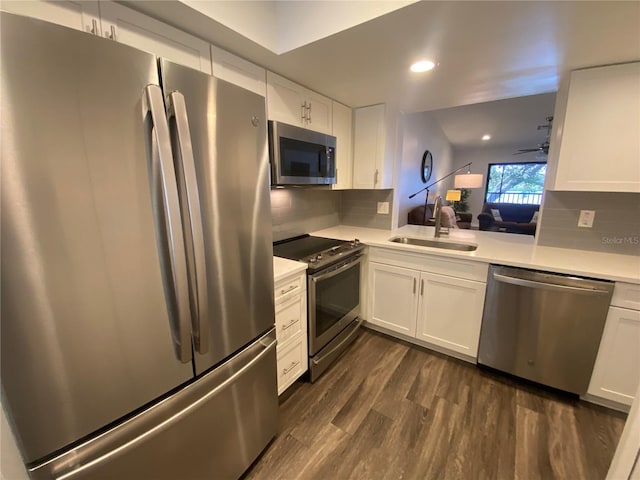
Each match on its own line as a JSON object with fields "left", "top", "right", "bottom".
{"left": 482, "top": 134, "right": 491, "bottom": 141}
{"left": 410, "top": 60, "right": 436, "bottom": 73}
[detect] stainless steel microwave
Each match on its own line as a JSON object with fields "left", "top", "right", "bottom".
{"left": 268, "top": 120, "right": 336, "bottom": 186}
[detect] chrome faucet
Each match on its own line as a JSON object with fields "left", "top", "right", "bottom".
{"left": 433, "top": 195, "right": 443, "bottom": 238}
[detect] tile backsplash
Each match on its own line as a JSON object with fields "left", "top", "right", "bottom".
{"left": 537, "top": 191, "right": 640, "bottom": 256}
{"left": 341, "top": 190, "right": 394, "bottom": 230}
{"left": 271, "top": 188, "right": 341, "bottom": 242}
{"left": 271, "top": 188, "right": 394, "bottom": 241}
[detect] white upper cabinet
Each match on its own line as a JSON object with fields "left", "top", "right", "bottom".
{"left": 1, "top": 0, "right": 101, "bottom": 34}
{"left": 98, "top": 1, "right": 212, "bottom": 74}
{"left": 332, "top": 101, "right": 353, "bottom": 190}
{"left": 211, "top": 46, "right": 266, "bottom": 97}
{"left": 549, "top": 62, "right": 640, "bottom": 192}
{"left": 266, "top": 72, "right": 332, "bottom": 134}
{"left": 352, "top": 104, "right": 395, "bottom": 189}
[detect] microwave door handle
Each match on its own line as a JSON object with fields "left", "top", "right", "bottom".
{"left": 166, "top": 91, "right": 209, "bottom": 355}
{"left": 142, "top": 85, "right": 193, "bottom": 363}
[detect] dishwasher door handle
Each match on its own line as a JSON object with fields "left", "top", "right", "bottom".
{"left": 492, "top": 273, "right": 611, "bottom": 296}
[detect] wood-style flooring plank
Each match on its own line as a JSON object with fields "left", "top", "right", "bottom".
{"left": 331, "top": 340, "right": 407, "bottom": 435}
{"left": 515, "top": 405, "right": 554, "bottom": 480}
{"left": 245, "top": 329, "right": 627, "bottom": 480}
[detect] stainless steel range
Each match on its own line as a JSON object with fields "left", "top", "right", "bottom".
{"left": 273, "top": 235, "right": 365, "bottom": 381}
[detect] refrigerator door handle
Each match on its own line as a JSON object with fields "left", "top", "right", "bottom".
{"left": 50, "top": 331, "right": 278, "bottom": 480}
{"left": 142, "top": 85, "right": 193, "bottom": 363}
{"left": 166, "top": 91, "right": 209, "bottom": 354}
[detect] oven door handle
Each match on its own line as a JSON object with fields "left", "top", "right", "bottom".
{"left": 310, "top": 254, "right": 362, "bottom": 282}
{"left": 311, "top": 318, "right": 363, "bottom": 366}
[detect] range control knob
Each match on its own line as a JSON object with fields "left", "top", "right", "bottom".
{"left": 316, "top": 253, "right": 323, "bottom": 260}
{"left": 309, "top": 257, "right": 317, "bottom": 264}
{"left": 350, "top": 238, "right": 360, "bottom": 247}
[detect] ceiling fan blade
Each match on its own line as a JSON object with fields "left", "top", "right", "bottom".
{"left": 513, "top": 148, "right": 540, "bottom": 154}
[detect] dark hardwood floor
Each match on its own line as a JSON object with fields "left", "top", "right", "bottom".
{"left": 245, "top": 329, "right": 627, "bottom": 480}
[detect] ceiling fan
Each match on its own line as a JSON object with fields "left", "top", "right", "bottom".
{"left": 513, "top": 116, "right": 553, "bottom": 155}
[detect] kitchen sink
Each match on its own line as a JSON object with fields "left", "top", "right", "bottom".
{"left": 389, "top": 236, "right": 478, "bottom": 251}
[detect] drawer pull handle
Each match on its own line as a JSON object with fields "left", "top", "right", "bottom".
{"left": 283, "top": 361, "right": 300, "bottom": 375}
{"left": 280, "top": 285, "right": 297, "bottom": 295}
{"left": 282, "top": 318, "right": 299, "bottom": 330}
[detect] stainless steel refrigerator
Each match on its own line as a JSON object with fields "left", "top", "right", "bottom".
{"left": 1, "top": 12, "right": 277, "bottom": 480}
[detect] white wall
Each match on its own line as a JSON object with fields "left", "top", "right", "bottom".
{"left": 394, "top": 111, "right": 453, "bottom": 227}
{"left": 451, "top": 145, "right": 543, "bottom": 224}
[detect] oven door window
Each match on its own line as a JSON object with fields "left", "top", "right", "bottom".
{"left": 314, "top": 262, "right": 360, "bottom": 337}
{"left": 280, "top": 137, "right": 330, "bottom": 179}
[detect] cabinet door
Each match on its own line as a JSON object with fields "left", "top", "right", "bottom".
{"left": 99, "top": 1, "right": 212, "bottom": 74}
{"left": 332, "top": 101, "right": 353, "bottom": 189}
{"left": 305, "top": 90, "right": 332, "bottom": 134}
{"left": 2, "top": 0, "right": 100, "bottom": 34}
{"left": 416, "top": 272, "right": 486, "bottom": 358}
{"left": 352, "top": 104, "right": 385, "bottom": 189}
{"left": 588, "top": 306, "right": 640, "bottom": 406}
{"left": 266, "top": 71, "right": 305, "bottom": 127}
{"left": 553, "top": 62, "right": 640, "bottom": 192}
{"left": 368, "top": 262, "right": 419, "bottom": 336}
{"left": 211, "top": 46, "right": 266, "bottom": 97}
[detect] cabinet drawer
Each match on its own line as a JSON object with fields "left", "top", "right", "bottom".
{"left": 275, "top": 293, "right": 306, "bottom": 345}
{"left": 274, "top": 273, "right": 305, "bottom": 303}
{"left": 276, "top": 333, "right": 307, "bottom": 395}
{"left": 611, "top": 282, "right": 640, "bottom": 311}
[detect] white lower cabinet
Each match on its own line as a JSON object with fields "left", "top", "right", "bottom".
{"left": 368, "top": 262, "right": 419, "bottom": 337}
{"left": 415, "top": 272, "right": 486, "bottom": 358}
{"left": 588, "top": 306, "right": 640, "bottom": 407}
{"left": 367, "top": 249, "right": 488, "bottom": 361}
{"left": 274, "top": 271, "right": 308, "bottom": 395}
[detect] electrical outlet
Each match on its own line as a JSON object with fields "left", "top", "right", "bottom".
{"left": 578, "top": 210, "right": 595, "bottom": 228}
{"left": 377, "top": 202, "right": 389, "bottom": 214}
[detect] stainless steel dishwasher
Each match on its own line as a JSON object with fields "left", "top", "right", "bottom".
{"left": 478, "top": 265, "right": 614, "bottom": 395}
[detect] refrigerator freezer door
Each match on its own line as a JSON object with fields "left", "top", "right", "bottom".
{"left": 0, "top": 14, "right": 193, "bottom": 464}
{"left": 29, "top": 329, "right": 279, "bottom": 480}
{"left": 160, "top": 60, "right": 276, "bottom": 374}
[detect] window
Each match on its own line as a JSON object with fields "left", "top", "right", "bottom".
{"left": 485, "top": 162, "right": 546, "bottom": 204}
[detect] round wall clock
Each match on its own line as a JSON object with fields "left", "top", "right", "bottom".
{"left": 421, "top": 150, "right": 433, "bottom": 183}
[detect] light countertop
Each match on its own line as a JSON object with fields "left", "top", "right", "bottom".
{"left": 273, "top": 256, "right": 307, "bottom": 283}
{"left": 310, "top": 225, "right": 640, "bottom": 284}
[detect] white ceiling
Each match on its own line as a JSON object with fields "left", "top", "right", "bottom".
{"left": 124, "top": 0, "right": 640, "bottom": 113}
{"left": 430, "top": 92, "right": 557, "bottom": 150}
{"left": 180, "top": 0, "right": 417, "bottom": 54}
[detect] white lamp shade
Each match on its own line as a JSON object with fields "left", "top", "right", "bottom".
{"left": 454, "top": 173, "right": 483, "bottom": 189}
